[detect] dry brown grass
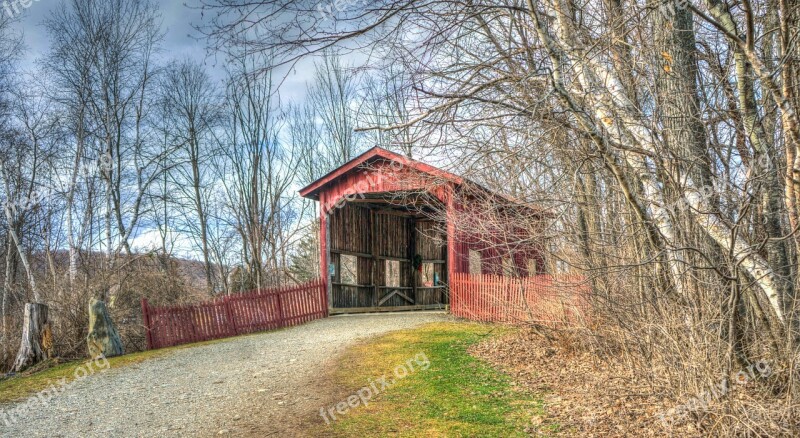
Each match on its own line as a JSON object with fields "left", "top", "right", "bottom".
{"left": 471, "top": 324, "right": 798, "bottom": 437}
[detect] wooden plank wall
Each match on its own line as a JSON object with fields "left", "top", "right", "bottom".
{"left": 374, "top": 211, "right": 412, "bottom": 307}
{"left": 415, "top": 220, "right": 447, "bottom": 305}
{"left": 329, "top": 204, "right": 371, "bottom": 254}
{"left": 329, "top": 202, "right": 448, "bottom": 309}
{"left": 374, "top": 212, "right": 410, "bottom": 259}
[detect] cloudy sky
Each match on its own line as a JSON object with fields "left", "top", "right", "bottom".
{"left": 6, "top": 0, "right": 325, "bottom": 258}
{"left": 9, "top": 0, "right": 315, "bottom": 103}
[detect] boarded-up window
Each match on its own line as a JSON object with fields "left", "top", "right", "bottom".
{"left": 468, "top": 250, "right": 482, "bottom": 275}
{"left": 421, "top": 263, "right": 435, "bottom": 286}
{"left": 527, "top": 258, "right": 538, "bottom": 276}
{"left": 341, "top": 254, "right": 358, "bottom": 284}
{"left": 386, "top": 260, "right": 401, "bottom": 287}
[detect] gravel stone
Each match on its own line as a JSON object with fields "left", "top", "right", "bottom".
{"left": 1, "top": 311, "right": 450, "bottom": 437}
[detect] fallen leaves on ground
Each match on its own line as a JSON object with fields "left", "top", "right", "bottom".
{"left": 469, "top": 329, "right": 697, "bottom": 437}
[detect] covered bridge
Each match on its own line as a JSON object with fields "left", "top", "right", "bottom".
{"left": 299, "top": 147, "right": 548, "bottom": 314}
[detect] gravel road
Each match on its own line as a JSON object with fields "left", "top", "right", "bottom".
{"left": 1, "top": 311, "right": 450, "bottom": 437}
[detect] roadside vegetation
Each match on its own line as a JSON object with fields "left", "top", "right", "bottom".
{"left": 316, "top": 322, "right": 551, "bottom": 437}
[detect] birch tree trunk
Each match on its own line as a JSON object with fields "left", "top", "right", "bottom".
{"left": 779, "top": 0, "right": 800, "bottom": 242}
{"left": 2, "top": 161, "right": 50, "bottom": 371}
{"left": 699, "top": 0, "right": 800, "bottom": 244}
{"left": 731, "top": 34, "right": 793, "bottom": 307}
{"left": 2, "top": 203, "right": 39, "bottom": 302}
{"left": 1, "top": 242, "right": 11, "bottom": 365}
{"left": 533, "top": 0, "right": 789, "bottom": 324}
{"left": 66, "top": 109, "right": 86, "bottom": 290}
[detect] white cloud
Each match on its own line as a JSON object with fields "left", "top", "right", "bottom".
{"left": 129, "top": 227, "right": 200, "bottom": 261}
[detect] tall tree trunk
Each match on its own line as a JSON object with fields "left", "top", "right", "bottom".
{"left": 191, "top": 144, "right": 214, "bottom": 295}
{"left": 779, "top": 0, "right": 800, "bottom": 250}
{"left": 702, "top": 0, "right": 794, "bottom": 311}
{"left": 653, "top": 6, "right": 718, "bottom": 306}
{"left": 733, "top": 43, "right": 793, "bottom": 308}
{"left": 2, "top": 216, "right": 39, "bottom": 304}
{"left": 702, "top": 0, "right": 800, "bottom": 252}
{"left": 3, "top": 162, "right": 49, "bottom": 371}
{"left": 1, "top": 241, "right": 11, "bottom": 366}
{"left": 1, "top": 162, "right": 40, "bottom": 303}
{"left": 654, "top": 7, "right": 714, "bottom": 190}
{"left": 532, "top": 0, "right": 789, "bottom": 324}
{"left": 66, "top": 111, "right": 86, "bottom": 291}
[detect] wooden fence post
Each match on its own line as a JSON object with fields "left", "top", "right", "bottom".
{"left": 319, "top": 279, "right": 328, "bottom": 317}
{"left": 141, "top": 298, "right": 154, "bottom": 350}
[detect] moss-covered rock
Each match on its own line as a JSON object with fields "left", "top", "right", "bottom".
{"left": 87, "top": 299, "right": 124, "bottom": 359}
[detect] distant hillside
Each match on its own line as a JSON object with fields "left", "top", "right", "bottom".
{"left": 27, "top": 249, "right": 217, "bottom": 294}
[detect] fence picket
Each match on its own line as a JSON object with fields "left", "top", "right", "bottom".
{"left": 140, "top": 280, "right": 327, "bottom": 350}
{"left": 141, "top": 275, "right": 588, "bottom": 351}
{"left": 449, "top": 273, "right": 589, "bottom": 327}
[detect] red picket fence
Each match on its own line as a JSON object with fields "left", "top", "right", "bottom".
{"left": 141, "top": 279, "right": 327, "bottom": 349}
{"left": 450, "top": 273, "right": 590, "bottom": 326}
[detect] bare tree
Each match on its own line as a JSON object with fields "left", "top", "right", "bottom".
{"left": 201, "top": 0, "right": 800, "bottom": 432}
{"left": 1, "top": 105, "right": 52, "bottom": 371}
{"left": 308, "top": 52, "right": 364, "bottom": 166}
{"left": 360, "top": 64, "right": 422, "bottom": 158}
{"left": 45, "top": 15, "right": 98, "bottom": 293}
{"left": 158, "top": 59, "right": 222, "bottom": 294}
{"left": 221, "top": 53, "right": 302, "bottom": 290}
{"left": 0, "top": 8, "right": 18, "bottom": 369}
{"left": 45, "top": 0, "right": 166, "bottom": 358}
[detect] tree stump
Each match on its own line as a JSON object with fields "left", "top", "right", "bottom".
{"left": 87, "top": 298, "right": 124, "bottom": 358}
{"left": 13, "top": 303, "right": 50, "bottom": 372}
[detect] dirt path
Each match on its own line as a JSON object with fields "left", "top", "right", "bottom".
{"left": 2, "top": 312, "right": 450, "bottom": 437}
